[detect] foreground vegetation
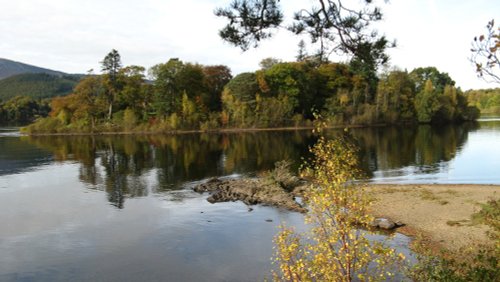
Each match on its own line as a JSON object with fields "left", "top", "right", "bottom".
{"left": 273, "top": 126, "right": 406, "bottom": 281}
{"left": 271, "top": 129, "right": 499, "bottom": 281}
{"left": 409, "top": 198, "right": 499, "bottom": 281}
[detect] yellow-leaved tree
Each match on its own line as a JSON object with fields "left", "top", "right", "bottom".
{"left": 273, "top": 124, "right": 405, "bottom": 281}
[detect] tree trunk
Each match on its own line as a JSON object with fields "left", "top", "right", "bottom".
{"left": 108, "top": 103, "right": 113, "bottom": 120}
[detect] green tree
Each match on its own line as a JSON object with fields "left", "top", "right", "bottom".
{"left": 259, "top": 57, "right": 282, "bottom": 70}
{"left": 221, "top": 72, "right": 261, "bottom": 127}
{"left": 202, "top": 65, "right": 233, "bottom": 111}
{"left": 466, "top": 88, "right": 500, "bottom": 114}
{"left": 259, "top": 62, "right": 309, "bottom": 112}
{"left": 225, "top": 72, "right": 259, "bottom": 103}
{"left": 317, "top": 62, "right": 353, "bottom": 117}
{"left": 181, "top": 91, "right": 198, "bottom": 128}
{"left": 150, "top": 58, "right": 184, "bottom": 116}
{"left": 101, "top": 49, "right": 123, "bottom": 120}
{"left": 47, "top": 76, "right": 106, "bottom": 130}
{"left": 410, "top": 67, "right": 455, "bottom": 94}
{"left": 150, "top": 60, "right": 208, "bottom": 117}
{"left": 415, "top": 79, "right": 440, "bottom": 123}
{"left": 376, "top": 70, "right": 416, "bottom": 123}
{"left": 216, "top": 0, "right": 393, "bottom": 98}
{"left": 296, "top": 40, "right": 308, "bottom": 62}
{"left": 117, "top": 65, "right": 147, "bottom": 119}
{"left": 254, "top": 94, "right": 294, "bottom": 127}
{"left": 0, "top": 96, "right": 48, "bottom": 124}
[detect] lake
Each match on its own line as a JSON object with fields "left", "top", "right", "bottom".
{"left": 1, "top": 118, "right": 499, "bottom": 281}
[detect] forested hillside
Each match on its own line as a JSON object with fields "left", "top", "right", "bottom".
{"left": 0, "top": 73, "right": 81, "bottom": 101}
{"left": 0, "top": 58, "right": 65, "bottom": 80}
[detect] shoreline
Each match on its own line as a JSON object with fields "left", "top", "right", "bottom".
{"left": 367, "top": 183, "right": 499, "bottom": 251}
{"left": 20, "top": 122, "right": 405, "bottom": 136}
{"left": 193, "top": 176, "right": 498, "bottom": 252}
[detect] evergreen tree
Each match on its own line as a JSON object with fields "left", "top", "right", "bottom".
{"left": 101, "top": 49, "right": 123, "bottom": 120}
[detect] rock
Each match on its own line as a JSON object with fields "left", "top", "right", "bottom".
{"left": 193, "top": 177, "right": 224, "bottom": 193}
{"left": 193, "top": 177, "right": 307, "bottom": 213}
{"left": 371, "top": 218, "right": 399, "bottom": 230}
{"left": 395, "top": 221, "right": 405, "bottom": 227}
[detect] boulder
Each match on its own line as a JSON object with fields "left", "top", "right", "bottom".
{"left": 370, "top": 218, "right": 402, "bottom": 230}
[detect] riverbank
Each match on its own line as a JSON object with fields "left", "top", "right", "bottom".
{"left": 368, "top": 184, "right": 499, "bottom": 251}
{"left": 20, "top": 122, "right": 397, "bottom": 136}
{"left": 194, "top": 175, "right": 499, "bottom": 251}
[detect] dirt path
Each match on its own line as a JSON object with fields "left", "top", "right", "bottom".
{"left": 368, "top": 184, "right": 499, "bottom": 250}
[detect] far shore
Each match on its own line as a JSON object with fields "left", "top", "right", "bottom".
{"left": 367, "top": 183, "right": 499, "bottom": 251}
{"left": 20, "top": 123, "right": 395, "bottom": 136}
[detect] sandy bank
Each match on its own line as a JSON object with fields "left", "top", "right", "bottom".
{"left": 367, "top": 184, "right": 499, "bottom": 250}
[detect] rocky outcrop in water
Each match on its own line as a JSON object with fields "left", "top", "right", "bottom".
{"left": 194, "top": 177, "right": 307, "bottom": 213}
{"left": 194, "top": 173, "right": 405, "bottom": 231}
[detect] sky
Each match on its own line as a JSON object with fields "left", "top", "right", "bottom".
{"left": 0, "top": 0, "right": 497, "bottom": 90}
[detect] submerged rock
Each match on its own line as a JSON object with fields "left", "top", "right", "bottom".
{"left": 193, "top": 177, "right": 307, "bottom": 213}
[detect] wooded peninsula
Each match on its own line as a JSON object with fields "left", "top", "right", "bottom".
{"left": 7, "top": 50, "right": 487, "bottom": 134}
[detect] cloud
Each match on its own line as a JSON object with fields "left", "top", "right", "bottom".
{"left": 0, "top": 0, "right": 497, "bottom": 89}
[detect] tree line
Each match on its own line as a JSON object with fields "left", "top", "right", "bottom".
{"left": 23, "top": 50, "right": 479, "bottom": 133}
{"left": 466, "top": 88, "right": 500, "bottom": 114}
{"left": 0, "top": 73, "right": 79, "bottom": 125}
{"left": 0, "top": 96, "right": 50, "bottom": 125}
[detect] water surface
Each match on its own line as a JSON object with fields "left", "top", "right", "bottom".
{"left": 1, "top": 120, "right": 499, "bottom": 281}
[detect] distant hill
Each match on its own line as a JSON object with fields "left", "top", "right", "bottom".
{"left": 0, "top": 58, "right": 66, "bottom": 80}
{"left": 0, "top": 73, "right": 81, "bottom": 101}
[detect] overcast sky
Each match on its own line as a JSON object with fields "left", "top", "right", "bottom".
{"left": 0, "top": 0, "right": 497, "bottom": 90}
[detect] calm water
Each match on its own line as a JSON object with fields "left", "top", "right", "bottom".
{"left": 1, "top": 119, "right": 499, "bottom": 281}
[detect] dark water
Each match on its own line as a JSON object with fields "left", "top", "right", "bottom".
{"left": 1, "top": 119, "right": 499, "bottom": 281}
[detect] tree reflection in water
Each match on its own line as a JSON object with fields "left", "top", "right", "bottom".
{"left": 21, "top": 123, "right": 477, "bottom": 208}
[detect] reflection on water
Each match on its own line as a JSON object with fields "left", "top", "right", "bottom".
{"left": 348, "top": 122, "right": 479, "bottom": 181}
{"left": 2, "top": 121, "right": 499, "bottom": 281}
{"left": 19, "top": 132, "right": 313, "bottom": 208}
{"left": 14, "top": 122, "right": 486, "bottom": 207}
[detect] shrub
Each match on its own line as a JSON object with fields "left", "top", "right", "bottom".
{"left": 123, "top": 108, "right": 138, "bottom": 130}
{"left": 273, "top": 128, "right": 405, "bottom": 281}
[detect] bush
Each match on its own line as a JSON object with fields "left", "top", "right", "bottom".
{"left": 123, "top": 108, "right": 138, "bottom": 130}
{"left": 22, "top": 117, "right": 64, "bottom": 133}
{"left": 410, "top": 244, "right": 499, "bottom": 281}
{"left": 169, "top": 113, "right": 180, "bottom": 130}
{"left": 261, "top": 160, "right": 300, "bottom": 192}
{"left": 200, "top": 112, "right": 221, "bottom": 131}
{"left": 273, "top": 132, "right": 405, "bottom": 281}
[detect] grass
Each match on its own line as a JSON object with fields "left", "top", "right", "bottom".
{"left": 419, "top": 189, "right": 441, "bottom": 201}
{"left": 470, "top": 198, "right": 500, "bottom": 233}
{"left": 418, "top": 189, "right": 459, "bottom": 204}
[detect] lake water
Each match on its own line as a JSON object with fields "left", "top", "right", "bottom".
{"left": 1, "top": 119, "right": 499, "bottom": 281}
